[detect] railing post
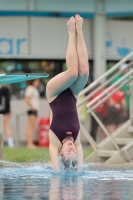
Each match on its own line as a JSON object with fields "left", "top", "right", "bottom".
{"left": 80, "top": 121, "right": 97, "bottom": 151}
{"left": 94, "top": 0, "right": 106, "bottom": 80}
{"left": 0, "top": 114, "right": 3, "bottom": 160}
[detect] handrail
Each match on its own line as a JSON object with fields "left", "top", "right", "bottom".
{"left": 79, "top": 51, "right": 133, "bottom": 97}
{"left": 90, "top": 110, "right": 121, "bottom": 151}
{"left": 77, "top": 70, "right": 120, "bottom": 107}
{"left": 91, "top": 75, "right": 133, "bottom": 111}
{"left": 90, "top": 109, "right": 132, "bottom": 162}
{"left": 80, "top": 122, "right": 97, "bottom": 151}
{"left": 77, "top": 61, "right": 133, "bottom": 108}
{"left": 87, "top": 68, "right": 133, "bottom": 108}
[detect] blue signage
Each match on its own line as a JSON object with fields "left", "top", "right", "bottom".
{"left": 0, "top": 37, "right": 27, "bottom": 54}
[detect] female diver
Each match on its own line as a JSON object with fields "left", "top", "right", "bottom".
{"left": 46, "top": 14, "right": 89, "bottom": 170}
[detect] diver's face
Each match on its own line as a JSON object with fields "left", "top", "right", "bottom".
{"left": 61, "top": 140, "right": 78, "bottom": 160}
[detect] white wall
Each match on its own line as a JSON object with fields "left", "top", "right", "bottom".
{"left": 106, "top": 20, "right": 133, "bottom": 59}
{"left": 0, "top": 17, "right": 93, "bottom": 59}
{"left": 30, "top": 17, "right": 93, "bottom": 59}
{"left": 0, "top": 17, "right": 133, "bottom": 60}
{"left": 0, "top": 17, "right": 28, "bottom": 55}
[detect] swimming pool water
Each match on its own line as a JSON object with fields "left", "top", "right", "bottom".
{"left": 0, "top": 164, "right": 133, "bottom": 200}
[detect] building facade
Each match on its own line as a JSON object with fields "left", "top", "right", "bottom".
{"left": 0, "top": 0, "right": 133, "bottom": 95}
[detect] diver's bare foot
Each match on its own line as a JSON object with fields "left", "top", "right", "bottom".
{"left": 67, "top": 16, "right": 76, "bottom": 34}
{"left": 75, "top": 14, "right": 83, "bottom": 33}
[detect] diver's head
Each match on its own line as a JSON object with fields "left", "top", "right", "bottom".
{"left": 61, "top": 138, "right": 77, "bottom": 159}
{"left": 60, "top": 137, "right": 78, "bottom": 170}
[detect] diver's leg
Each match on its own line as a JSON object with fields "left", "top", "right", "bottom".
{"left": 70, "top": 14, "right": 89, "bottom": 95}
{"left": 46, "top": 17, "right": 78, "bottom": 102}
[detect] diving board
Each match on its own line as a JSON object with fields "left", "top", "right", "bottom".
{"left": 0, "top": 73, "right": 49, "bottom": 84}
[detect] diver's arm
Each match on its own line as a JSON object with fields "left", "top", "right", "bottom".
{"left": 49, "top": 143, "right": 60, "bottom": 171}
{"left": 75, "top": 132, "right": 83, "bottom": 167}
{"left": 76, "top": 142, "right": 83, "bottom": 167}
{"left": 49, "top": 131, "right": 60, "bottom": 171}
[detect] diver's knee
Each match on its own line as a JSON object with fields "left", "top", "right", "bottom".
{"left": 79, "top": 67, "right": 89, "bottom": 76}
{"left": 68, "top": 67, "right": 78, "bottom": 79}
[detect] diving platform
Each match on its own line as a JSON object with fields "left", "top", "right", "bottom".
{"left": 0, "top": 73, "right": 49, "bottom": 84}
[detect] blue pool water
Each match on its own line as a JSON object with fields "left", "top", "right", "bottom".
{"left": 0, "top": 163, "right": 133, "bottom": 200}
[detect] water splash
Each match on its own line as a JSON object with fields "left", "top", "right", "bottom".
{"left": 0, "top": 161, "right": 133, "bottom": 181}
{"left": 0, "top": 160, "right": 23, "bottom": 168}
{"left": 59, "top": 156, "right": 78, "bottom": 171}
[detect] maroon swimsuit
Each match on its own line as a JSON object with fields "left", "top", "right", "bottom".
{"left": 49, "top": 88, "right": 80, "bottom": 143}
